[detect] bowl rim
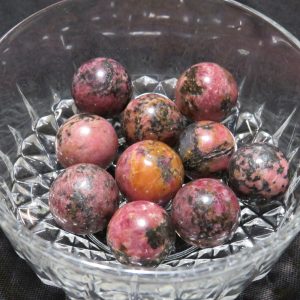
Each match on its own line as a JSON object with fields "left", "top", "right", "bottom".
{"left": 0, "top": 0, "right": 300, "bottom": 282}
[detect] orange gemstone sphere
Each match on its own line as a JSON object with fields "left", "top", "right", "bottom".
{"left": 115, "top": 140, "right": 184, "bottom": 206}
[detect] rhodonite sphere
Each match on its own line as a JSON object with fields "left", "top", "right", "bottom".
{"left": 178, "top": 120, "right": 236, "bottom": 178}
{"left": 229, "top": 143, "right": 289, "bottom": 199}
{"left": 72, "top": 57, "right": 132, "bottom": 117}
{"left": 122, "top": 93, "right": 184, "bottom": 146}
{"left": 49, "top": 164, "right": 119, "bottom": 235}
{"left": 171, "top": 178, "right": 240, "bottom": 248}
{"left": 175, "top": 62, "right": 238, "bottom": 122}
{"left": 107, "top": 201, "right": 175, "bottom": 266}
{"left": 56, "top": 113, "right": 118, "bottom": 168}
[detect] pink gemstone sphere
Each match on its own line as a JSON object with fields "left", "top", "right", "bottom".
{"left": 107, "top": 201, "right": 175, "bottom": 266}
{"left": 179, "top": 120, "right": 236, "bottom": 178}
{"left": 49, "top": 164, "right": 119, "bottom": 235}
{"left": 171, "top": 178, "right": 240, "bottom": 248}
{"left": 72, "top": 57, "right": 132, "bottom": 117}
{"left": 122, "top": 93, "right": 184, "bottom": 146}
{"left": 56, "top": 113, "right": 118, "bottom": 168}
{"left": 175, "top": 62, "right": 238, "bottom": 122}
{"left": 229, "top": 143, "right": 289, "bottom": 199}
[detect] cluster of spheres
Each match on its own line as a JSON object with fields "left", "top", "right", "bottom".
{"left": 49, "top": 57, "right": 290, "bottom": 267}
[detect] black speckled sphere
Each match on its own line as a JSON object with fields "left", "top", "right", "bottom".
{"left": 49, "top": 164, "right": 119, "bottom": 235}
{"left": 229, "top": 143, "right": 289, "bottom": 199}
{"left": 72, "top": 57, "right": 132, "bottom": 117}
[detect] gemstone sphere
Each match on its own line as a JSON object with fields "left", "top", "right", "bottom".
{"left": 179, "top": 121, "right": 236, "bottom": 179}
{"left": 171, "top": 178, "right": 240, "bottom": 248}
{"left": 115, "top": 140, "right": 184, "bottom": 206}
{"left": 175, "top": 62, "right": 238, "bottom": 122}
{"left": 229, "top": 143, "right": 289, "bottom": 199}
{"left": 56, "top": 113, "right": 118, "bottom": 168}
{"left": 72, "top": 57, "right": 132, "bottom": 117}
{"left": 122, "top": 93, "right": 184, "bottom": 145}
{"left": 107, "top": 201, "right": 175, "bottom": 267}
{"left": 49, "top": 164, "right": 119, "bottom": 235}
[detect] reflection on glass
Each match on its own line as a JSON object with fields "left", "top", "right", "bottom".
{"left": 91, "top": 16, "right": 101, "bottom": 21}
{"left": 101, "top": 32, "right": 115, "bottom": 36}
{"left": 129, "top": 31, "right": 162, "bottom": 36}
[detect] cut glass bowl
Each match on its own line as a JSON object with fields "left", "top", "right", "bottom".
{"left": 0, "top": 0, "right": 300, "bottom": 299}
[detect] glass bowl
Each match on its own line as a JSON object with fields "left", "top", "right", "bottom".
{"left": 0, "top": 0, "right": 300, "bottom": 299}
